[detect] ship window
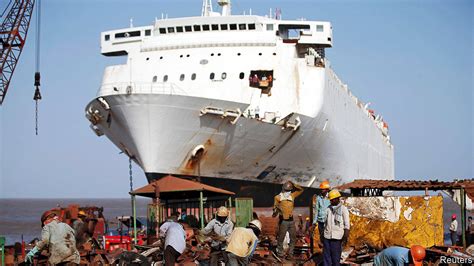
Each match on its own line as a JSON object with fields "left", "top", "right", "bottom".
{"left": 104, "top": 34, "right": 110, "bottom": 41}
{"left": 115, "top": 31, "right": 141, "bottom": 38}
{"left": 159, "top": 28, "right": 166, "bottom": 34}
{"left": 221, "top": 72, "right": 227, "bottom": 79}
{"left": 176, "top": 26, "right": 184, "bottom": 33}
{"left": 237, "top": 53, "right": 241, "bottom": 56}
{"left": 180, "top": 74, "right": 185, "bottom": 81}
{"left": 167, "top": 27, "right": 175, "bottom": 33}
{"left": 217, "top": 53, "right": 221, "bottom": 56}
{"left": 316, "top": 25, "right": 324, "bottom": 32}
{"left": 220, "top": 24, "right": 228, "bottom": 30}
{"left": 239, "top": 24, "right": 246, "bottom": 30}
{"left": 202, "top": 24, "right": 210, "bottom": 31}
{"left": 185, "top": 25, "right": 192, "bottom": 32}
{"left": 211, "top": 24, "right": 219, "bottom": 30}
{"left": 193, "top": 25, "right": 201, "bottom": 31}
{"left": 163, "top": 75, "right": 168, "bottom": 82}
{"left": 191, "top": 73, "right": 196, "bottom": 80}
{"left": 152, "top": 76, "right": 157, "bottom": 82}
{"left": 266, "top": 24, "right": 274, "bottom": 31}
{"left": 210, "top": 73, "right": 215, "bottom": 80}
{"left": 239, "top": 72, "right": 245, "bottom": 79}
{"left": 248, "top": 24, "right": 256, "bottom": 30}
{"left": 145, "top": 29, "right": 151, "bottom": 36}
{"left": 160, "top": 56, "right": 163, "bottom": 59}
{"left": 249, "top": 70, "right": 274, "bottom": 91}
{"left": 230, "top": 24, "right": 237, "bottom": 30}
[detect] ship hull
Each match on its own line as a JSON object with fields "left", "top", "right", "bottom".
{"left": 86, "top": 92, "right": 393, "bottom": 189}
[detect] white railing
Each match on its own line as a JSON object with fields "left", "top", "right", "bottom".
{"left": 98, "top": 81, "right": 188, "bottom": 96}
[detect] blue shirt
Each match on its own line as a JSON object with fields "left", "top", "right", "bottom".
{"left": 314, "top": 195, "right": 330, "bottom": 223}
{"left": 374, "top": 247, "right": 410, "bottom": 266}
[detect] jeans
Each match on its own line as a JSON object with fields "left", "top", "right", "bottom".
{"left": 322, "top": 238, "right": 342, "bottom": 266}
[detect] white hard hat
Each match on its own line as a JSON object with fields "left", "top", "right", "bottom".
{"left": 249, "top": 219, "right": 262, "bottom": 231}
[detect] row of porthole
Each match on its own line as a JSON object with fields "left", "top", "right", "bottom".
{"left": 152, "top": 72, "right": 247, "bottom": 82}
{"left": 145, "top": 52, "right": 277, "bottom": 61}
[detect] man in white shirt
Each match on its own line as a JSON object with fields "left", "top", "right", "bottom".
{"left": 323, "top": 189, "right": 350, "bottom": 266}
{"left": 450, "top": 214, "right": 458, "bottom": 246}
{"left": 160, "top": 214, "right": 186, "bottom": 266}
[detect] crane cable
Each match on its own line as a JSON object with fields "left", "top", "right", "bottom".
{"left": 33, "top": 0, "right": 42, "bottom": 135}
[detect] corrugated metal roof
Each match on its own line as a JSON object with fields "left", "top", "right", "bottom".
{"left": 131, "top": 175, "right": 235, "bottom": 198}
{"left": 337, "top": 179, "right": 474, "bottom": 200}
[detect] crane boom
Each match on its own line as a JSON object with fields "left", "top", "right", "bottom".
{"left": 0, "top": 0, "right": 35, "bottom": 105}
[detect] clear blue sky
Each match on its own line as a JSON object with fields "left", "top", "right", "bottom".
{"left": 0, "top": 0, "right": 472, "bottom": 198}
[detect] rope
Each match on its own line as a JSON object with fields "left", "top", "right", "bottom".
{"left": 129, "top": 157, "right": 133, "bottom": 192}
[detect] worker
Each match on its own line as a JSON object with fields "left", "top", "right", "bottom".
{"left": 201, "top": 206, "right": 234, "bottom": 265}
{"left": 25, "top": 211, "right": 80, "bottom": 265}
{"left": 160, "top": 214, "right": 186, "bottom": 266}
{"left": 450, "top": 214, "right": 458, "bottom": 246}
{"left": 323, "top": 189, "right": 350, "bottom": 266}
{"left": 374, "top": 245, "right": 426, "bottom": 266}
{"left": 225, "top": 219, "right": 261, "bottom": 265}
{"left": 72, "top": 210, "right": 89, "bottom": 248}
{"left": 313, "top": 180, "right": 331, "bottom": 247}
{"left": 468, "top": 216, "right": 473, "bottom": 245}
{"left": 273, "top": 180, "right": 304, "bottom": 260}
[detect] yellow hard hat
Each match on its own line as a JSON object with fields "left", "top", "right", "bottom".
{"left": 78, "top": 210, "right": 86, "bottom": 217}
{"left": 217, "top": 206, "right": 229, "bottom": 217}
{"left": 328, "top": 189, "right": 342, "bottom": 200}
{"left": 319, "top": 181, "right": 330, "bottom": 189}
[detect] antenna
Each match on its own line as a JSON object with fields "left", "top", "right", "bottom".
{"left": 201, "top": 0, "right": 213, "bottom": 16}
{"left": 129, "top": 18, "right": 133, "bottom": 27}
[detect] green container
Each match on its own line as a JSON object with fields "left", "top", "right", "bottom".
{"left": 235, "top": 198, "right": 253, "bottom": 227}
{"left": 0, "top": 236, "right": 5, "bottom": 266}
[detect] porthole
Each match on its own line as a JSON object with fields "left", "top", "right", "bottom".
{"left": 210, "top": 73, "right": 215, "bottom": 80}
{"left": 218, "top": 53, "right": 221, "bottom": 56}
{"left": 211, "top": 53, "right": 214, "bottom": 56}
{"left": 163, "top": 75, "right": 168, "bottom": 82}
{"left": 180, "top": 74, "right": 185, "bottom": 81}
{"left": 146, "top": 57, "right": 150, "bottom": 61}
{"left": 221, "top": 72, "right": 227, "bottom": 79}
{"left": 186, "top": 54, "right": 190, "bottom": 57}
{"left": 239, "top": 72, "right": 245, "bottom": 79}
{"left": 273, "top": 52, "right": 277, "bottom": 56}
{"left": 237, "top": 53, "right": 241, "bottom": 56}
{"left": 152, "top": 76, "right": 157, "bottom": 82}
{"left": 160, "top": 56, "right": 163, "bottom": 59}
{"left": 191, "top": 73, "right": 196, "bottom": 80}
{"left": 180, "top": 55, "right": 183, "bottom": 58}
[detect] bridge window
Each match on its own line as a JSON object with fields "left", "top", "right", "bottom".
{"left": 159, "top": 28, "right": 166, "bottom": 34}
{"left": 220, "top": 24, "right": 228, "bottom": 30}
{"left": 193, "top": 25, "right": 201, "bottom": 31}
{"left": 176, "top": 26, "right": 184, "bottom": 33}
{"left": 167, "top": 27, "right": 175, "bottom": 33}
{"left": 211, "top": 24, "right": 219, "bottom": 30}
{"left": 230, "top": 24, "right": 237, "bottom": 30}
{"left": 203, "top": 24, "right": 210, "bottom": 31}
{"left": 316, "top": 25, "right": 324, "bottom": 32}
{"left": 248, "top": 24, "right": 256, "bottom": 30}
{"left": 104, "top": 34, "right": 110, "bottom": 41}
{"left": 115, "top": 31, "right": 141, "bottom": 38}
{"left": 185, "top": 25, "right": 192, "bottom": 32}
{"left": 145, "top": 29, "right": 151, "bottom": 36}
{"left": 239, "top": 24, "right": 246, "bottom": 30}
{"left": 266, "top": 24, "right": 274, "bottom": 31}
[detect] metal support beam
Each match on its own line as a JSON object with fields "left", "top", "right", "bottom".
{"left": 461, "top": 187, "right": 466, "bottom": 248}
{"left": 200, "top": 191, "right": 204, "bottom": 229}
{"left": 132, "top": 195, "right": 137, "bottom": 245}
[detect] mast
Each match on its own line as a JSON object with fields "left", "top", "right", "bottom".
{"left": 201, "top": 0, "right": 213, "bottom": 17}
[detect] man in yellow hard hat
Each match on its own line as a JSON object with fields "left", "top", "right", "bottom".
{"left": 374, "top": 245, "right": 426, "bottom": 266}
{"left": 201, "top": 206, "right": 234, "bottom": 265}
{"left": 323, "top": 189, "right": 350, "bottom": 266}
{"left": 273, "top": 180, "right": 304, "bottom": 260}
{"left": 313, "top": 180, "right": 331, "bottom": 247}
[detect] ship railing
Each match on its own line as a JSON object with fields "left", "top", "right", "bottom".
{"left": 98, "top": 82, "right": 187, "bottom": 96}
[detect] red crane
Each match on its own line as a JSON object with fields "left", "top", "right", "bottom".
{"left": 0, "top": 0, "right": 36, "bottom": 105}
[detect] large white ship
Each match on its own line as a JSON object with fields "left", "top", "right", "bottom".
{"left": 86, "top": 0, "right": 394, "bottom": 198}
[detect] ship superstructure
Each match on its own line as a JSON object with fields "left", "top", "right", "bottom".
{"left": 86, "top": 0, "right": 394, "bottom": 189}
